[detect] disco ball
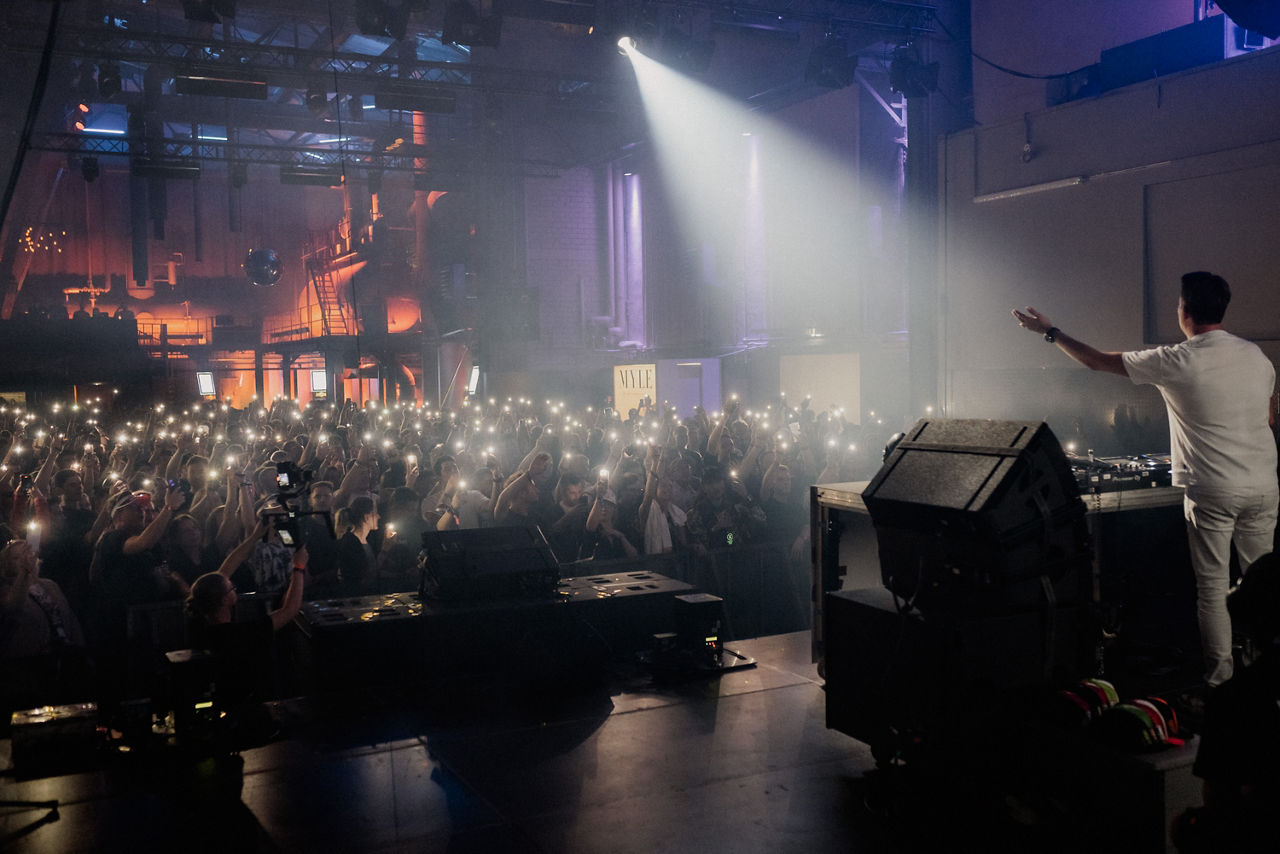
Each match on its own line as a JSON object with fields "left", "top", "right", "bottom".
{"left": 245, "top": 248, "right": 283, "bottom": 287}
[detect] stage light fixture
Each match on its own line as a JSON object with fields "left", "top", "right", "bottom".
{"left": 805, "top": 37, "right": 856, "bottom": 89}
{"left": 1217, "top": 0, "right": 1280, "bottom": 38}
{"left": 442, "top": 1, "right": 502, "bottom": 47}
{"left": 617, "top": 36, "right": 636, "bottom": 54}
{"left": 889, "top": 45, "right": 938, "bottom": 98}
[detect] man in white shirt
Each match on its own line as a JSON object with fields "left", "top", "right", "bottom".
{"left": 1013, "top": 271, "right": 1278, "bottom": 686}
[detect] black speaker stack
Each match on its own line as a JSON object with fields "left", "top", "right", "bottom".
{"left": 826, "top": 418, "right": 1093, "bottom": 750}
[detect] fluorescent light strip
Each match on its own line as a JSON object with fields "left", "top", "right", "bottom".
{"left": 973, "top": 176, "right": 1087, "bottom": 203}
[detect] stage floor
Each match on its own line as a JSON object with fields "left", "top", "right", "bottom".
{"left": 0, "top": 631, "right": 1188, "bottom": 853}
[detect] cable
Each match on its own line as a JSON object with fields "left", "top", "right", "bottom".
{"left": 325, "top": 0, "right": 362, "bottom": 398}
{"left": 0, "top": 0, "right": 65, "bottom": 300}
{"left": 931, "top": 9, "right": 1078, "bottom": 81}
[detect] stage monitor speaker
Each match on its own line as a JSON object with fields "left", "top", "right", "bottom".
{"left": 862, "top": 418, "right": 1089, "bottom": 608}
{"left": 418, "top": 526, "right": 560, "bottom": 601}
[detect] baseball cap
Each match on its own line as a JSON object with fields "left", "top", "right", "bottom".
{"left": 111, "top": 491, "right": 153, "bottom": 516}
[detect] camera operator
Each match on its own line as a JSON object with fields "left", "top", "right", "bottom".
{"left": 184, "top": 523, "right": 308, "bottom": 742}
{"left": 234, "top": 499, "right": 293, "bottom": 600}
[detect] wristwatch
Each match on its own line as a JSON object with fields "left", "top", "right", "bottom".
{"left": 1044, "top": 326, "right": 1060, "bottom": 344}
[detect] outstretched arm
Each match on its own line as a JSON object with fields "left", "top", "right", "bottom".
{"left": 1012, "top": 307, "right": 1128, "bottom": 377}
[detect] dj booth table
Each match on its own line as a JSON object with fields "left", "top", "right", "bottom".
{"left": 291, "top": 571, "right": 697, "bottom": 688}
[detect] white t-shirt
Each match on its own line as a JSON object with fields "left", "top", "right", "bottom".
{"left": 1123, "top": 330, "right": 1276, "bottom": 490}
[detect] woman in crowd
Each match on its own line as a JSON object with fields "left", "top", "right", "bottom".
{"left": 165, "top": 512, "right": 221, "bottom": 592}
{"left": 334, "top": 495, "right": 394, "bottom": 594}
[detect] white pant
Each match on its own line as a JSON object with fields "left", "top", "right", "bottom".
{"left": 1183, "top": 485, "right": 1279, "bottom": 686}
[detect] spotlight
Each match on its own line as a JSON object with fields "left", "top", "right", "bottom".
{"left": 889, "top": 45, "right": 939, "bottom": 98}
{"left": 617, "top": 36, "right": 636, "bottom": 54}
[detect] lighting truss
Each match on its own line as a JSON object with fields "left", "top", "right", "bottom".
{"left": 0, "top": 19, "right": 629, "bottom": 104}
{"left": 27, "top": 131, "right": 562, "bottom": 178}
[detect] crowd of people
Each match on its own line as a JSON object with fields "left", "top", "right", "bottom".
{"left": 0, "top": 388, "right": 877, "bottom": 710}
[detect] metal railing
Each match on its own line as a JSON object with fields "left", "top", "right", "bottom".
{"left": 136, "top": 318, "right": 212, "bottom": 348}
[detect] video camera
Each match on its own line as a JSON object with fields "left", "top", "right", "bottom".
{"left": 274, "top": 461, "right": 313, "bottom": 497}
{"left": 262, "top": 461, "right": 329, "bottom": 550}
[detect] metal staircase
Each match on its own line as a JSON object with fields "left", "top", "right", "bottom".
{"left": 304, "top": 236, "right": 353, "bottom": 337}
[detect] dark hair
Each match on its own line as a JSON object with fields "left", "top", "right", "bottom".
{"left": 186, "top": 571, "right": 230, "bottom": 623}
{"left": 1180, "top": 271, "right": 1231, "bottom": 325}
{"left": 53, "top": 468, "right": 83, "bottom": 489}
{"left": 166, "top": 513, "right": 200, "bottom": 539}
{"left": 389, "top": 486, "right": 418, "bottom": 511}
{"left": 553, "top": 473, "right": 584, "bottom": 504}
{"left": 341, "top": 495, "right": 377, "bottom": 532}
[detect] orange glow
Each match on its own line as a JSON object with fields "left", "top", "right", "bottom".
{"left": 223, "top": 372, "right": 257, "bottom": 409}
{"left": 385, "top": 296, "right": 420, "bottom": 333}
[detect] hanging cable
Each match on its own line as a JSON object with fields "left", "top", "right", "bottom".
{"left": 325, "top": 0, "right": 362, "bottom": 396}
{"left": 931, "top": 10, "right": 1079, "bottom": 80}
{"left": 0, "top": 0, "right": 66, "bottom": 309}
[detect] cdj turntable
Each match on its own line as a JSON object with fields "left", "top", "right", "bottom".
{"left": 1069, "top": 453, "right": 1172, "bottom": 494}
